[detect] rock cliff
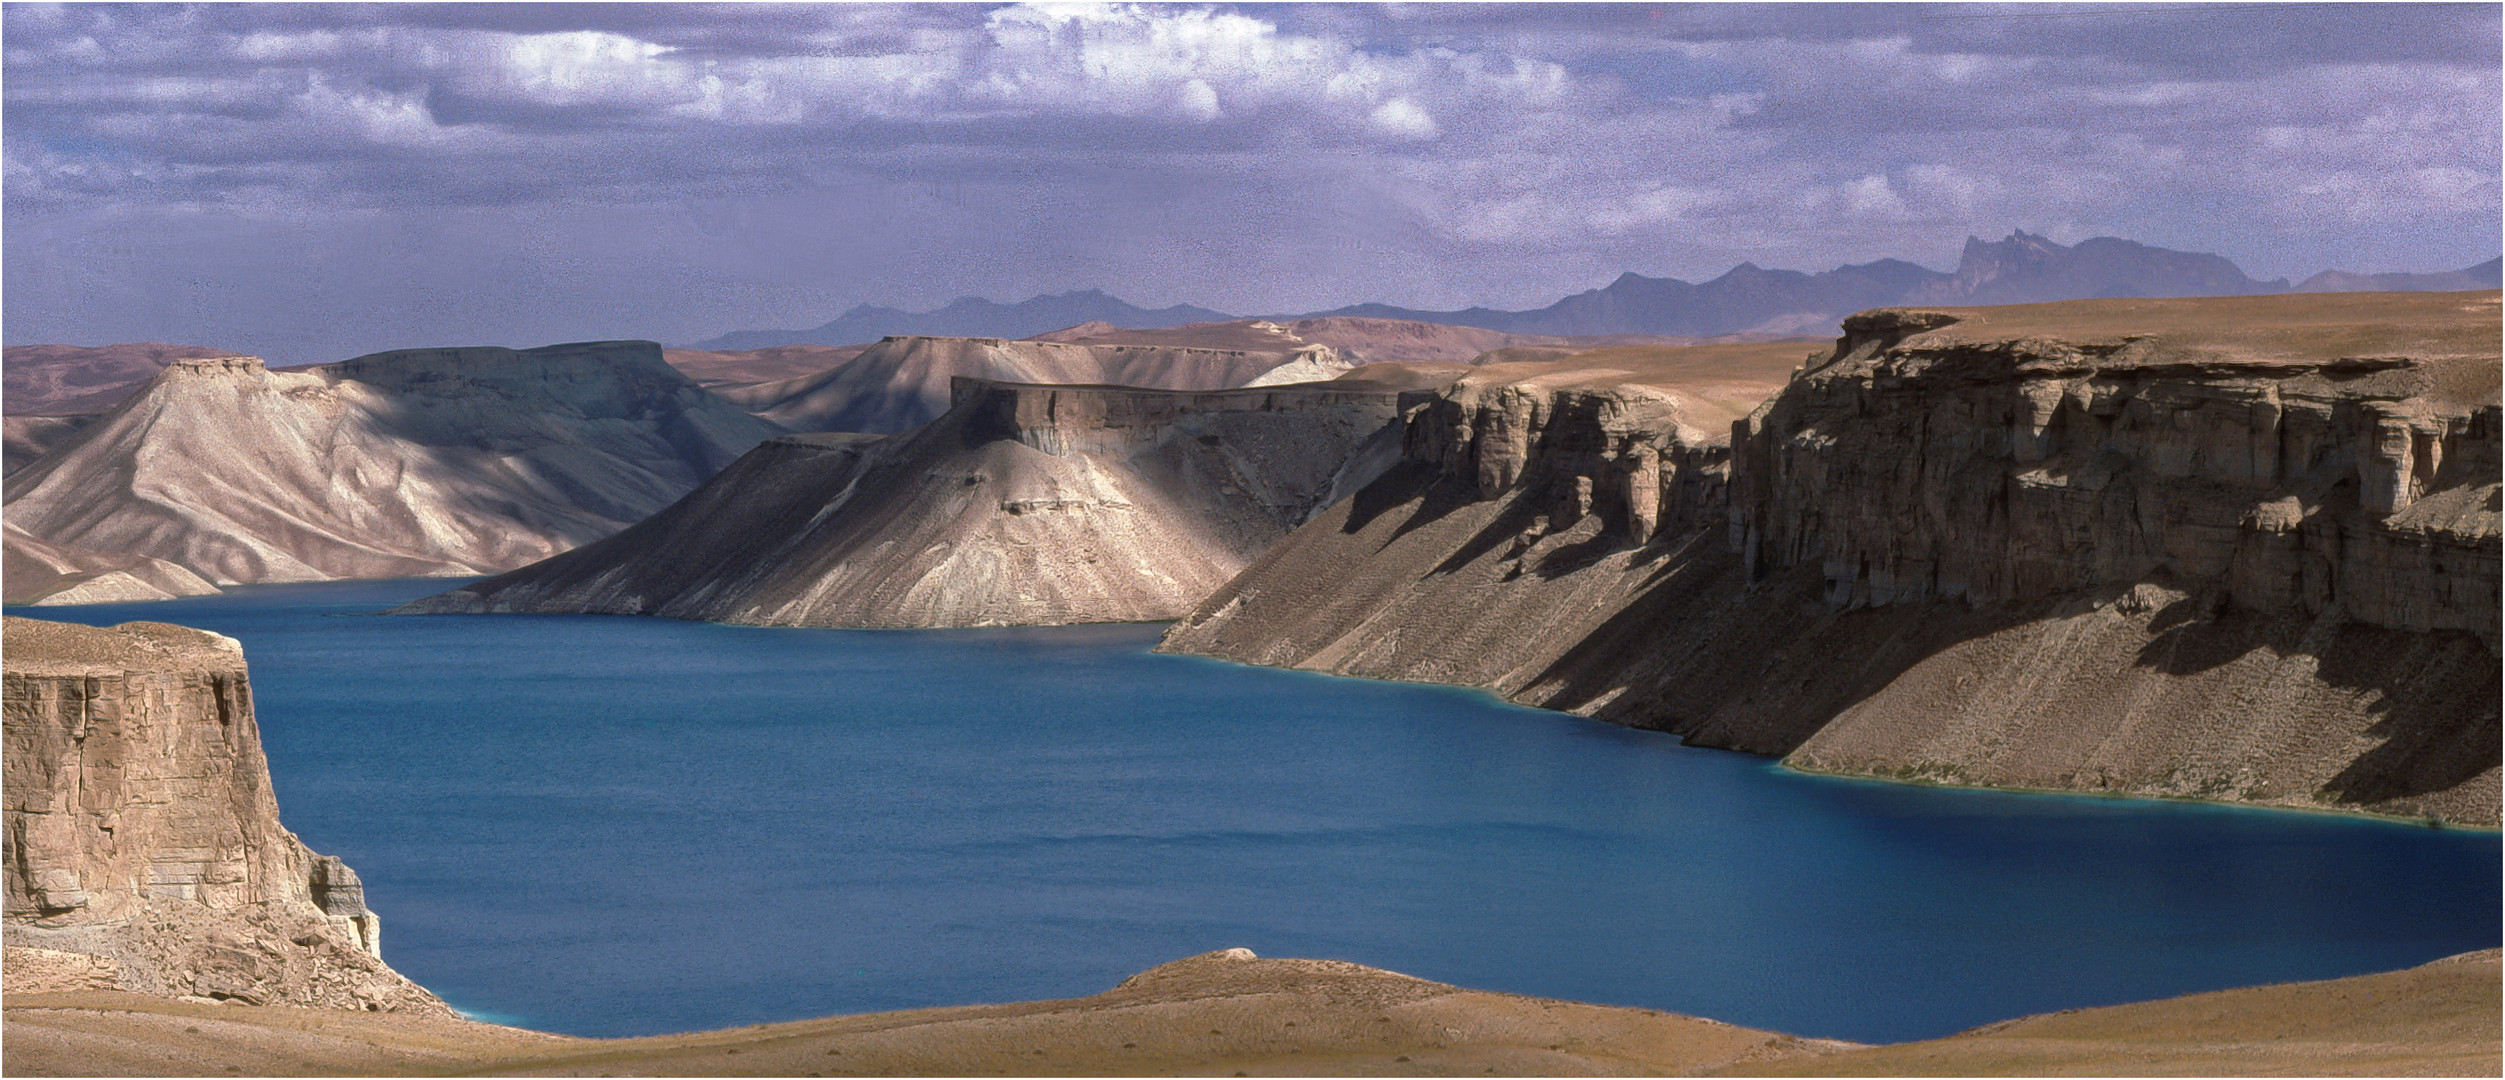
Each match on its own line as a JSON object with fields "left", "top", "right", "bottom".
{"left": 1161, "top": 294, "right": 2501, "bottom": 825}
{"left": 399, "top": 368, "right": 1445, "bottom": 627}
{"left": 3, "top": 342, "right": 782, "bottom": 589}
{"left": 709, "top": 335, "right": 1326, "bottom": 433}
{"left": 2, "top": 616, "right": 446, "bottom": 1013}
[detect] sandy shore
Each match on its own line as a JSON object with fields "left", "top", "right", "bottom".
{"left": 6, "top": 947, "right": 2496, "bottom": 1077}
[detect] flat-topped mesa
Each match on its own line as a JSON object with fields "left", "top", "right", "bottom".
{"left": 1733, "top": 293, "right": 2502, "bottom": 641}
{"left": 2, "top": 617, "right": 446, "bottom": 1012}
{"left": 401, "top": 370, "right": 1437, "bottom": 628}
{"left": 716, "top": 334, "right": 1329, "bottom": 435}
{"left": 160, "top": 355, "right": 269, "bottom": 377}
{"left": 949, "top": 375, "right": 1394, "bottom": 458}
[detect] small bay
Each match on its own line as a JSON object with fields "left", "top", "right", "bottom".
{"left": 17, "top": 579, "right": 2498, "bottom": 1043}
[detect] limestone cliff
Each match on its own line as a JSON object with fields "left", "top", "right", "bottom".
{"left": 399, "top": 368, "right": 1443, "bottom": 628}
{"left": 2, "top": 616, "right": 446, "bottom": 1012}
{"left": 1161, "top": 294, "right": 2500, "bottom": 825}
{"left": 3, "top": 342, "right": 783, "bottom": 589}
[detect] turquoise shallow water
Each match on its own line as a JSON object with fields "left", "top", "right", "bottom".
{"left": 15, "top": 579, "right": 2498, "bottom": 1042}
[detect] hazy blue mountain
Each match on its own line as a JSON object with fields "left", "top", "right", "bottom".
{"left": 692, "top": 290, "right": 1233, "bottom": 350}
{"left": 696, "top": 236, "right": 2503, "bottom": 349}
{"left": 2293, "top": 256, "right": 2502, "bottom": 293}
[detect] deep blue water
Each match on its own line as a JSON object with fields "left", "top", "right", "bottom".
{"left": 14, "top": 579, "right": 2498, "bottom": 1043}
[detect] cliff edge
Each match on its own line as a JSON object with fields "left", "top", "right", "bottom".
{"left": 1162, "top": 292, "right": 2501, "bottom": 824}
{"left": 2, "top": 616, "right": 448, "bottom": 1014}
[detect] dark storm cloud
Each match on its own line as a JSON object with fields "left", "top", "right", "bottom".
{"left": 4, "top": 3, "right": 2497, "bottom": 363}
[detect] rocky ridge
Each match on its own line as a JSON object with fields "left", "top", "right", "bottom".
{"left": 2, "top": 616, "right": 446, "bottom": 1014}
{"left": 3, "top": 524, "right": 222, "bottom": 606}
{"left": 399, "top": 368, "right": 1441, "bottom": 627}
{"left": 1161, "top": 292, "right": 2501, "bottom": 824}
{"left": 3, "top": 342, "right": 781, "bottom": 588}
{"left": 708, "top": 333, "right": 1329, "bottom": 433}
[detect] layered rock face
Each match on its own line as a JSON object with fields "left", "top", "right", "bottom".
{"left": 1162, "top": 295, "right": 2500, "bottom": 824}
{"left": 401, "top": 368, "right": 1441, "bottom": 628}
{"left": 3, "top": 342, "right": 782, "bottom": 588}
{"left": 1159, "top": 345, "right": 1804, "bottom": 697}
{"left": 2, "top": 616, "right": 445, "bottom": 1012}
{"left": 710, "top": 335, "right": 1327, "bottom": 434}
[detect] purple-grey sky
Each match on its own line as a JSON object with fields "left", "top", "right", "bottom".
{"left": 5, "top": 2, "right": 2498, "bottom": 364}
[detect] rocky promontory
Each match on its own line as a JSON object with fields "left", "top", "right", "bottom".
{"left": 1162, "top": 292, "right": 2501, "bottom": 824}
{"left": 400, "top": 367, "right": 1447, "bottom": 627}
{"left": 2, "top": 342, "right": 782, "bottom": 589}
{"left": 2, "top": 616, "right": 446, "bottom": 1014}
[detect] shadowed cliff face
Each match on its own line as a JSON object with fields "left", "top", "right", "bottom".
{"left": 1162, "top": 292, "right": 2501, "bottom": 825}
{"left": 399, "top": 369, "right": 1441, "bottom": 628}
{"left": 2, "top": 617, "right": 446, "bottom": 1013}
{"left": 1, "top": 343, "right": 783, "bottom": 589}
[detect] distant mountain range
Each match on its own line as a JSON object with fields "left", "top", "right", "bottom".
{"left": 693, "top": 290, "right": 1233, "bottom": 351}
{"left": 692, "top": 233, "right": 2503, "bottom": 348}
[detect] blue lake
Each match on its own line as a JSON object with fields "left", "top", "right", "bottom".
{"left": 14, "top": 579, "right": 2499, "bottom": 1043}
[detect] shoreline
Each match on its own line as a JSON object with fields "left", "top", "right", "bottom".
{"left": 8, "top": 947, "right": 2497, "bottom": 1077}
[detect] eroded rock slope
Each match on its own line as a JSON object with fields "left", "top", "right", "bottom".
{"left": 402, "top": 368, "right": 1441, "bottom": 627}
{"left": 3, "top": 342, "right": 781, "bottom": 586}
{"left": 711, "top": 334, "right": 1331, "bottom": 433}
{"left": 2, "top": 616, "right": 446, "bottom": 1013}
{"left": 1162, "top": 293, "right": 2501, "bottom": 824}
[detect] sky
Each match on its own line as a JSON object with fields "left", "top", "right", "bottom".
{"left": 4, "top": 2, "right": 2498, "bottom": 363}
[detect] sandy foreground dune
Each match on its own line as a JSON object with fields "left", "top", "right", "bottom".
{"left": 5, "top": 947, "right": 2496, "bottom": 1077}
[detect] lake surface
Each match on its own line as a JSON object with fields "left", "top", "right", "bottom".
{"left": 15, "top": 579, "right": 2499, "bottom": 1043}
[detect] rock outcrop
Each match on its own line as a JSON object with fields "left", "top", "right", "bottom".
{"left": 399, "top": 368, "right": 1446, "bottom": 628}
{"left": 709, "top": 334, "right": 1324, "bottom": 433}
{"left": 3, "top": 524, "right": 222, "bottom": 606}
{"left": 3, "top": 342, "right": 782, "bottom": 589}
{"left": 2, "top": 616, "right": 446, "bottom": 1013}
{"left": 1161, "top": 293, "right": 2501, "bottom": 825}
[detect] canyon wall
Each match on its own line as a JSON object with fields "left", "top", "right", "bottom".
{"left": 1162, "top": 293, "right": 2501, "bottom": 825}
{"left": 2, "top": 616, "right": 446, "bottom": 1012}
{"left": 400, "top": 368, "right": 1443, "bottom": 628}
{"left": 2, "top": 342, "right": 782, "bottom": 589}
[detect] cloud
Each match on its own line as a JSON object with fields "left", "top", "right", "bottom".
{"left": 4, "top": 2, "right": 2497, "bottom": 361}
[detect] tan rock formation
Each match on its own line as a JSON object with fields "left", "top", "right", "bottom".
{"left": 2, "top": 342, "right": 783, "bottom": 589}
{"left": 2, "top": 523, "right": 222, "bottom": 606}
{"left": 709, "top": 334, "right": 1313, "bottom": 433}
{"left": 1161, "top": 293, "right": 2501, "bottom": 824}
{"left": 399, "top": 368, "right": 1447, "bottom": 628}
{"left": 3, "top": 415, "right": 99, "bottom": 477}
{"left": 2, "top": 616, "right": 446, "bottom": 1014}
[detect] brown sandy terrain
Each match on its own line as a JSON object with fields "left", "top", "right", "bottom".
{"left": 662, "top": 344, "right": 872, "bottom": 387}
{"left": 1721, "top": 948, "right": 2504, "bottom": 1077}
{"left": 7, "top": 948, "right": 2493, "bottom": 1077}
{"left": 2, "top": 342, "right": 234, "bottom": 416}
